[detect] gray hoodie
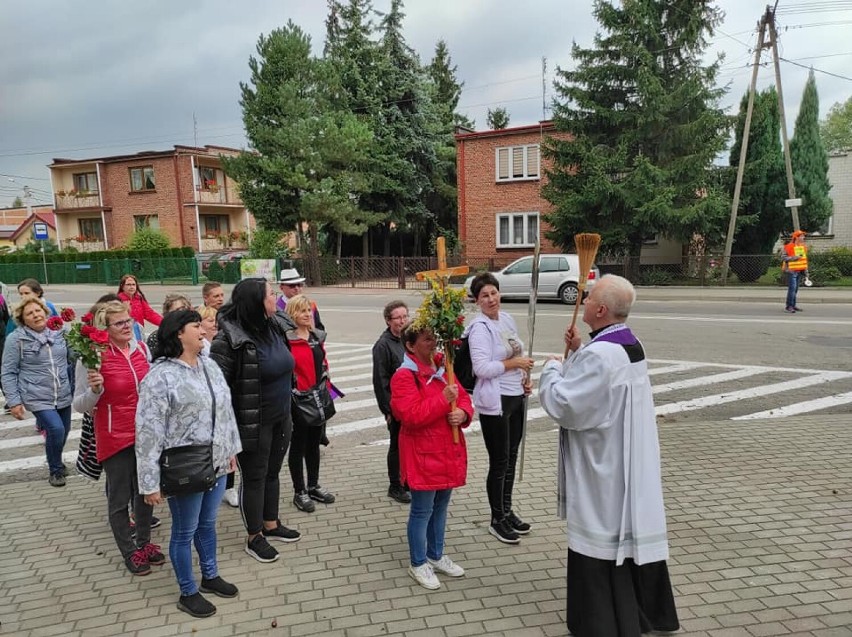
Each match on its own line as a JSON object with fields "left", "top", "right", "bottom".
{"left": 1, "top": 327, "right": 72, "bottom": 412}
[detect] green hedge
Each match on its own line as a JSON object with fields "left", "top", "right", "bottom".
{"left": 811, "top": 247, "right": 852, "bottom": 276}
{"left": 0, "top": 246, "right": 193, "bottom": 264}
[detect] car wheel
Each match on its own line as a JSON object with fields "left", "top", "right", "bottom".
{"left": 559, "top": 283, "right": 579, "bottom": 305}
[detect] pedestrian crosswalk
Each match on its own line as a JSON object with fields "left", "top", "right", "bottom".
{"left": 1, "top": 341, "right": 851, "bottom": 480}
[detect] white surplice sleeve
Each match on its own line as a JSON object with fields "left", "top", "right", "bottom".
{"left": 539, "top": 347, "right": 613, "bottom": 431}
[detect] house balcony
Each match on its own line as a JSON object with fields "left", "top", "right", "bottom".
{"left": 199, "top": 233, "right": 249, "bottom": 252}
{"left": 197, "top": 187, "right": 242, "bottom": 205}
{"left": 61, "top": 238, "right": 106, "bottom": 252}
{"left": 55, "top": 192, "right": 101, "bottom": 210}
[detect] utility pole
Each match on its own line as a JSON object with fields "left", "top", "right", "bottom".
{"left": 720, "top": 9, "right": 770, "bottom": 285}
{"left": 767, "top": 2, "right": 801, "bottom": 231}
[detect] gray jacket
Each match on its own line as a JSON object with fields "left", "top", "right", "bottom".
{"left": 1, "top": 327, "right": 72, "bottom": 412}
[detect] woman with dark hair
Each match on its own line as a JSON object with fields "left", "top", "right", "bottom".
{"left": 390, "top": 322, "right": 473, "bottom": 590}
{"left": 210, "top": 278, "right": 301, "bottom": 564}
{"left": 135, "top": 310, "right": 242, "bottom": 618}
{"left": 464, "top": 272, "right": 535, "bottom": 545}
{"left": 117, "top": 274, "right": 162, "bottom": 334}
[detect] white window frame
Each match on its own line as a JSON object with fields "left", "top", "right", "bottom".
{"left": 496, "top": 212, "right": 539, "bottom": 248}
{"left": 495, "top": 144, "right": 540, "bottom": 182}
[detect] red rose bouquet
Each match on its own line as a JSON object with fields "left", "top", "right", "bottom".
{"left": 65, "top": 311, "right": 109, "bottom": 369}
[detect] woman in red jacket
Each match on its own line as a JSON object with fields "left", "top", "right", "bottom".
{"left": 390, "top": 323, "right": 473, "bottom": 591}
{"left": 73, "top": 300, "right": 162, "bottom": 576}
{"left": 117, "top": 274, "right": 162, "bottom": 333}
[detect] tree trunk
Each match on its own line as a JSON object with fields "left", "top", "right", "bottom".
{"left": 383, "top": 223, "right": 391, "bottom": 257}
{"left": 362, "top": 231, "right": 369, "bottom": 259}
{"left": 336, "top": 230, "right": 343, "bottom": 260}
{"left": 306, "top": 222, "right": 321, "bottom": 286}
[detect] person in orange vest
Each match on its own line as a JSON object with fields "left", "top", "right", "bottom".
{"left": 782, "top": 230, "right": 809, "bottom": 313}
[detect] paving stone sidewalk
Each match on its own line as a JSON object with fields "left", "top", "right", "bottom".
{"left": 0, "top": 415, "right": 850, "bottom": 637}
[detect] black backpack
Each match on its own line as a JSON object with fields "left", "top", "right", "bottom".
{"left": 453, "top": 336, "right": 476, "bottom": 394}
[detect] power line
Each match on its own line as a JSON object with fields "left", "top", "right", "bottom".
{"left": 0, "top": 173, "right": 51, "bottom": 182}
{"left": 779, "top": 56, "right": 852, "bottom": 81}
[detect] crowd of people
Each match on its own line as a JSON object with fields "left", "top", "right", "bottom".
{"left": 0, "top": 268, "right": 679, "bottom": 633}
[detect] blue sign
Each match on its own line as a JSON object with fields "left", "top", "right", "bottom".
{"left": 33, "top": 222, "right": 49, "bottom": 241}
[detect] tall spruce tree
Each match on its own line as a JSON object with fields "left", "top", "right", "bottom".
{"left": 729, "top": 88, "right": 787, "bottom": 281}
{"left": 424, "top": 40, "right": 465, "bottom": 245}
{"left": 790, "top": 70, "right": 833, "bottom": 232}
{"left": 222, "top": 22, "right": 379, "bottom": 281}
{"left": 543, "top": 0, "right": 730, "bottom": 257}
{"left": 486, "top": 107, "right": 510, "bottom": 130}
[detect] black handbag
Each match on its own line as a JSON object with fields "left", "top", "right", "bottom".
{"left": 159, "top": 362, "right": 218, "bottom": 497}
{"left": 292, "top": 376, "right": 336, "bottom": 428}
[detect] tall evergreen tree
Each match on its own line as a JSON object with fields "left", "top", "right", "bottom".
{"left": 222, "top": 22, "right": 379, "bottom": 280}
{"left": 425, "top": 40, "right": 473, "bottom": 129}
{"left": 790, "top": 70, "right": 833, "bottom": 232}
{"left": 729, "top": 88, "right": 787, "bottom": 281}
{"left": 543, "top": 0, "right": 730, "bottom": 257}
{"left": 486, "top": 107, "right": 510, "bottom": 130}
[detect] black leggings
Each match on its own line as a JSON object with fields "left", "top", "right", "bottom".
{"left": 288, "top": 423, "right": 323, "bottom": 493}
{"left": 479, "top": 394, "right": 525, "bottom": 522}
{"left": 236, "top": 416, "right": 292, "bottom": 535}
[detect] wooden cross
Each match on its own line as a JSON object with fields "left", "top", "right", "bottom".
{"left": 415, "top": 237, "right": 469, "bottom": 444}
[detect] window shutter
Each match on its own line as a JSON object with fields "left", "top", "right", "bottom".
{"left": 512, "top": 147, "right": 524, "bottom": 178}
{"left": 527, "top": 146, "right": 539, "bottom": 177}
{"left": 497, "top": 149, "right": 509, "bottom": 180}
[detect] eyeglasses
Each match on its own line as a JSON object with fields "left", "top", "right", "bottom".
{"left": 284, "top": 283, "right": 303, "bottom": 289}
{"left": 108, "top": 318, "right": 133, "bottom": 329}
{"left": 389, "top": 314, "right": 409, "bottom": 321}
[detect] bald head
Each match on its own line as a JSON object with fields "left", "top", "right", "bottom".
{"left": 585, "top": 275, "right": 636, "bottom": 327}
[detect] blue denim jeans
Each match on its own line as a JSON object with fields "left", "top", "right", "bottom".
{"left": 34, "top": 406, "right": 72, "bottom": 476}
{"left": 786, "top": 270, "right": 800, "bottom": 308}
{"left": 166, "top": 475, "right": 226, "bottom": 596}
{"left": 407, "top": 489, "right": 453, "bottom": 567}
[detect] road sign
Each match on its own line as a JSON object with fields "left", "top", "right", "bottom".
{"left": 33, "top": 222, "right": 49, "bottom": 241}
{"left": 785, "top": 198, "right": 802, "bottom": 208}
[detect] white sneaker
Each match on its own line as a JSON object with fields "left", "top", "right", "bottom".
{"left": 428, "top": 555, "right": 465, "bottom": 577}
{"left": 408, "top": 563, "right": 441, "bottom": 590}
{"left": 223, "top": 488, "right": 239, "bottom": 507}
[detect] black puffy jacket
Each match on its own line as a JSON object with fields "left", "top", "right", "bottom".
{"left": 210, "top": 312, "right": 295, "bottom": 451}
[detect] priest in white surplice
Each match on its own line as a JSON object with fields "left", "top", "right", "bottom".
{"left": 539, "top": 275, "right": 678, "bottom": 637}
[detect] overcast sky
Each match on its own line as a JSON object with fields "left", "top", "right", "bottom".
{"left": 2, "top": 0, "right": 851, "bottom": 208}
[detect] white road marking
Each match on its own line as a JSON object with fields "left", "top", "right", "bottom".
{"left": 0, "top": 414, "right": 83, "bottom": 432}
{"left": 648, "top": 363, "right": 705, "bottom": 376}
{"left": 655, "top": 372, "right": 848, "bottom": 416}
{"left": 0, "top": 451, "right": 78, "bottom": 474}
{"left": 652, "top": 368, "right": 770, "bottom": 394}
{"left": 732, "top": 392, "right": 852, "bottom": 420}
{"left": 0, "top": 429, "right": 82, "bottom": 451}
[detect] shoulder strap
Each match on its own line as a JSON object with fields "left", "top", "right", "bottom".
{"left": 200, "top": 361, "right": 216, "bottom": 437}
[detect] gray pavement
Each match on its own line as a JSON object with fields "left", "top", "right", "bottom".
{"left": 1, "top": 414, "right": 851, "bottom": 637}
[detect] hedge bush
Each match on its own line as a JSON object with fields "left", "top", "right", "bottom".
{"left": 811, "top": 247, "right": 852, "bottom": 276}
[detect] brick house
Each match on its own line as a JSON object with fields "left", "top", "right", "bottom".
{"left": 48, "top": 145, "right": 254, "bottom": 252}
{"left": 455, "top": 121, "right": 682, "bottom": 268}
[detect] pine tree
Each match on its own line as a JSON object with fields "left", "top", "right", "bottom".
{"left": 12, "top": 196, "right": 23, "bottom": 208}
{"left": 820, "top": 96, "right": 852, "bottom": 152}
{"left": 425, "top": 40, "right": 473, "bottom": 129}
{"left": 486, "top": 107, "right": 510, "bottom": 130}
{"left": 543, "top": 0, "right": 730, "bottom": 257}
{"left": 729, "top": 88, "right": 787, "bottom": 281}
{"left": 790, "top": 70, "right": 833, "bottom": 232}
{"left": 222, "top": 22, "right": 379, "bottom": 281}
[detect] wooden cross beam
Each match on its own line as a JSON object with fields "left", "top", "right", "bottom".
{"left": 415, "top": 237, "right": 470, "bottom": 282}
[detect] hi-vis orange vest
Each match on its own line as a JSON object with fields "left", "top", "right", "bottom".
{"left": 784, "top": 242, "right": 808, "bottom": 271}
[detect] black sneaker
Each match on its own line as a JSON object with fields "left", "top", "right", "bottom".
{"left": 48, "top": 473, "right": 66, "bottom": 487}
{"left": 177, "top": 592, "right": 216, "bottom": 618}
{"left": 245, "top": 535, "right": 279, "bottom": 563}
{"left": 262, "top": 520, "right": 301, "bottom": 543}
{"left": 506, "top": 511, "right": 531, "bottom": 535}
{"left": 388, "top": 485, "right": 411, "bottom": 504}
{"left": 488, "top": 518, "right": 521, "bottom": 545}
{"left": 308, "top": 485, "right": 335, "bottom": 504}
{"left": 124, "top": 549, "right": 152, "bottom": 576}
{"left": 200, "top": 576, "right": 239, "bottom": 598}
{"left": 58, "top": 464, "right": 68, "bottom": 478}
{"left": 150, "top": 516, "right": 161, "bottom": 529}
{"left": 293, "top": 491, "right": 315, "bottom": 513}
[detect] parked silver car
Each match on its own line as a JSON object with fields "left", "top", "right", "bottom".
{"left": 464, "top": 254, "right": 600, "bottom": 305}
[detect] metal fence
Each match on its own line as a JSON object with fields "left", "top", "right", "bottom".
{"left": 293, "top": 256, "right": 467, "bottom": 289}
{"left": 0, "top": 258, "right": 201, "bottom": 287}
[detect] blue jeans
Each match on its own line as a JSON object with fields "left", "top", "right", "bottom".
{"left": 786, "top": 270, "right": 801, "bottom": 308}
{"left": 166, "top": 475, "right": 226, "bottom": 596}
{"left": 407, "top": 489, "right": 453, "bottom": 567}
{"left": 34, "top": 406, "right": 72, "bottom": 476}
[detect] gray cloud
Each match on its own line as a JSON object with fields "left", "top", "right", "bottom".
{"left": 2, "top": 0, "right": 851, "bottom": 206}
